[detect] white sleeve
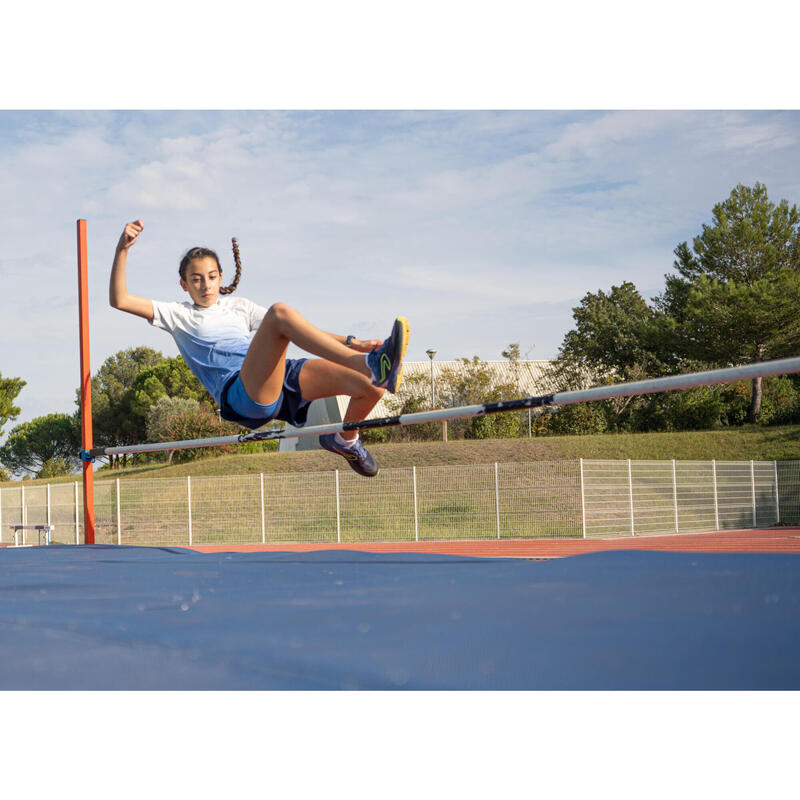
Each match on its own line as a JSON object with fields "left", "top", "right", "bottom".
{"left": 150, "top": 300, "right": 183, "bottom": 332}
{"left": 246, "top": 298, "right": 269, "bottom": 331}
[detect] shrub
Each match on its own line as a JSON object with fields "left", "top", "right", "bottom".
{"left": 37, "top": 457, "right": 74, "bottom": 479}
{"left": 547, "top": 402, "right": 609, "bottom": 436}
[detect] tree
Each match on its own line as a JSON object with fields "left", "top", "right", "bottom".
{"left": 78, "top": 347, "right": 165, "bottom": 466}
{"left": 162, "top": 405, "right": 239, "bottom": 463}
{"left": 78, "top": 348, "right": 216, "bottom": 468}
{"left": 657, "top": 183, "right": 800, "bottom": 422}
{"left": 37, "top": 457, "right": 74, "bottom": 479}
{"left": 146, "top": 396, "right": 203, "bottom": 443}
{"left": 0, "top": 372, "right": 26, "bottom": 439}
{"left": 146, "top": 396, "right": 204, "bottom": 463}
{"left": 552, "top": 282, "right": 672, "bottom": 429}
{"left": 547, "top": 402, "right": 609, "bottom": 436}
{"left": 440, "top": 356, "right": 524, "bottom": 439}
{"left": 0, "top": 413, "right": 81, "bottom": 477}
{"left": 370, "top": 371, "right": 446, "bottom": 443}
{"left": 555, "top": 282, "right": 667, "bottom": 382}
{"left": 129, "top": 357, "right": 212, "bottom": 420}
{"left": 500, "top": 343, "right": 549, "bottom": 437}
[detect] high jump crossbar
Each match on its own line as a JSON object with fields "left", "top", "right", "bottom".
{"left": 84, "top": 355, "right": 800, "bottom": 458}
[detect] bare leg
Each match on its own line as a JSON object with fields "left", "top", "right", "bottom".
{"left": 299, "top": 359, "right": 383, "bottom": 441}
{"left": 240, "top": 302, "right": 371, "bottom": 405}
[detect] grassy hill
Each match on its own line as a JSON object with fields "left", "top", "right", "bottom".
{"left": 3, "top": 424, "right": 799, "bottom": 487}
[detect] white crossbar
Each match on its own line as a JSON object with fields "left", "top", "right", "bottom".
{"left": 86, "top": 355, "right": 800, "bottom": 458}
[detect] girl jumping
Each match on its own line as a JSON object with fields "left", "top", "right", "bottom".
{"left": 109, "top": 219, "right": 409, "bottom": 477}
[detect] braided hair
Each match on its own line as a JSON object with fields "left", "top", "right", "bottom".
{"left": 178, "top": 238, "right": 242, "bottom": 295}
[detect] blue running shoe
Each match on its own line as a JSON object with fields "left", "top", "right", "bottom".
{"left": 319, "top": 434, "right": 379, "bottom": 477}
{"left": 366, "top": 317, "right": 409, "bottom": 393}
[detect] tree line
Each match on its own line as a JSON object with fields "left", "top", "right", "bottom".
{"left": 371, "top": 182, "right": 800, "bottom": 442}
{"left": 547, "top": 182, "right": 800, "bottom": 435}
{"left": 2, "top": 182, "right": 800, "bottom": 478}
{"left": 0, "top": 348, "right": 275, "bottom": 480}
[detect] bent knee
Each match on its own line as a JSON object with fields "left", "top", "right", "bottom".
{"left": 342, "top": 370, "right": 383, "bottom": 400}
{"left": 266, "top": 301, "right": 293, "bottom": 321}
{"left": 361, "top": 376, "right": 384, "bottom": 400}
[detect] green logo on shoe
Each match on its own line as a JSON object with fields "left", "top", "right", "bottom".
{"left": 379, "top": 353, "right": 392, "bottom": 382}
{"left": 335, "top": 447, "right": 359, "bottom": 461}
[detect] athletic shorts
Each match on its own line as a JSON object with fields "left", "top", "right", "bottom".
{"left": 218, "top": 358, "right": 311, "bottom": 430}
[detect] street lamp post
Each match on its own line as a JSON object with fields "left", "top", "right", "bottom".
{"left": 425, "top": 349, "right": 436, "bottom": 408}
{"left": 425, "top": 348, "right": 446, "bottom": 442}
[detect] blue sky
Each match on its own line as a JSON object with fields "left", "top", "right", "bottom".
{"left": 1, "top": 109, "right": 799, "bottom": 436}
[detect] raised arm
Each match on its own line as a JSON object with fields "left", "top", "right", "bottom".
{"left": 110, "top": 219, "right": 154, "bottom": 321}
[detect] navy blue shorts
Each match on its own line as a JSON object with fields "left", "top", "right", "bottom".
{"left": 219, "top": 358, "right": 311, "bottom": 430}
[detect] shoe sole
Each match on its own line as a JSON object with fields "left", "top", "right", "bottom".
{"left": 388, "top": 316, "right": 410, "bottom": 393}
{"left": 319, "top": 436, "right": 379, "bottom": 477}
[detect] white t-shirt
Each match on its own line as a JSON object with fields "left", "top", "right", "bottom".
{"left": 149, "top": 296, "right": 267, "bottom": 403}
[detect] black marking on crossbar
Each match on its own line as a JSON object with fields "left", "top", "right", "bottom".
{"left": 235, "top": 393, "right": 557, "bottom": 443}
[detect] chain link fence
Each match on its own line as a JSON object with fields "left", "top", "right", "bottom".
{"left": 2, "top": 460, "right": 799, "bottom": 547}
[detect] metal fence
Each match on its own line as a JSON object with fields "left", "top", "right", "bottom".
{"left": 2, "top": 460, "right": 799, "bottom": 547}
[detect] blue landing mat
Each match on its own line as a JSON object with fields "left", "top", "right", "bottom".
{"left": 0, "top": 545, "right": 798, "bottom": 690}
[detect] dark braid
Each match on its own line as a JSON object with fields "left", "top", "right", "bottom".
{"left": 220, "top": 238, "right": 242, "bottom": 295}
{"left": 178, "top": 238, "right": 243, "bottom": 295}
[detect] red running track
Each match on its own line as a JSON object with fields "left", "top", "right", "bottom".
{"left": 190, "top": 526, "right": 800, "bottom": 558}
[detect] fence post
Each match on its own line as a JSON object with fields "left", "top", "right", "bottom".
{"left": 412, "top": 466, "right": 419, "bottom": 542}
{"left": 774, "top": 461, "right": 781, "bottom": 525}
{"left": 47, "top": 484, "right": 51, "bottom": 529}
{"left": 712, "top": 460, "right": 720, "bottom": 531}
{"left": 627, "top": 459, "right": 635, "bottom": 537}
{"left": 494, "top": 462, "right": 501, "bottom": 540}
{"left": 260, "top": 473, "right": 266, "bottom": 544}
{"left": 74, "top": 481, "right": 80, "bottom": 544}
{"left": 116, "top": 478, "right": 122, "bottom": 545}
{"left": 187, "top": 476, "right": 192, "bottom": 546}
{"left": 579, "top": 458, "right": 587, "bottom": 539}
{"left": 750, "top": 460, "right": 756, "bottom": 528}
{"left": 672, "top": 459, "right": 678, "bottom": 533}
{"left": 335, "top": 470, "right": 341, "bottom": 543}
{"left": 21, "top": 485, "right": 26, "bottom": 528}
{"left": 0, "top": 486, "right": 3, "bottom": 544}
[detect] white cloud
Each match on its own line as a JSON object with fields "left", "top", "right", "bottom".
{"left": 689, "top": 112, "right": 797, "bottom": 154}
{"left": 544, "top": 111, "right": 685, "bottom": 159}
{"left": 108, "top": 159, "right": 210, "bottom": 210}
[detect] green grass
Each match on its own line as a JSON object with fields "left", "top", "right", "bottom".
{"left": 3, "top": 423, "right": 800, "bottom": 489}
{"left": 4, "top": 425, "right": 798, "bottom": 546}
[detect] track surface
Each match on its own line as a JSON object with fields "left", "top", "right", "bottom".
{"left": 190, "top": 526, "right": 800, "bottom": 557}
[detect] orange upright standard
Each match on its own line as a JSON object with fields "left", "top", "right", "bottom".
{"left": 76, "top": 219, "right": 95, "bottom": 544}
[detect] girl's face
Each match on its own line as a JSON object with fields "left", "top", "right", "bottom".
{"left": 181, "top": 256, "right": 222, "bottom": 307}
